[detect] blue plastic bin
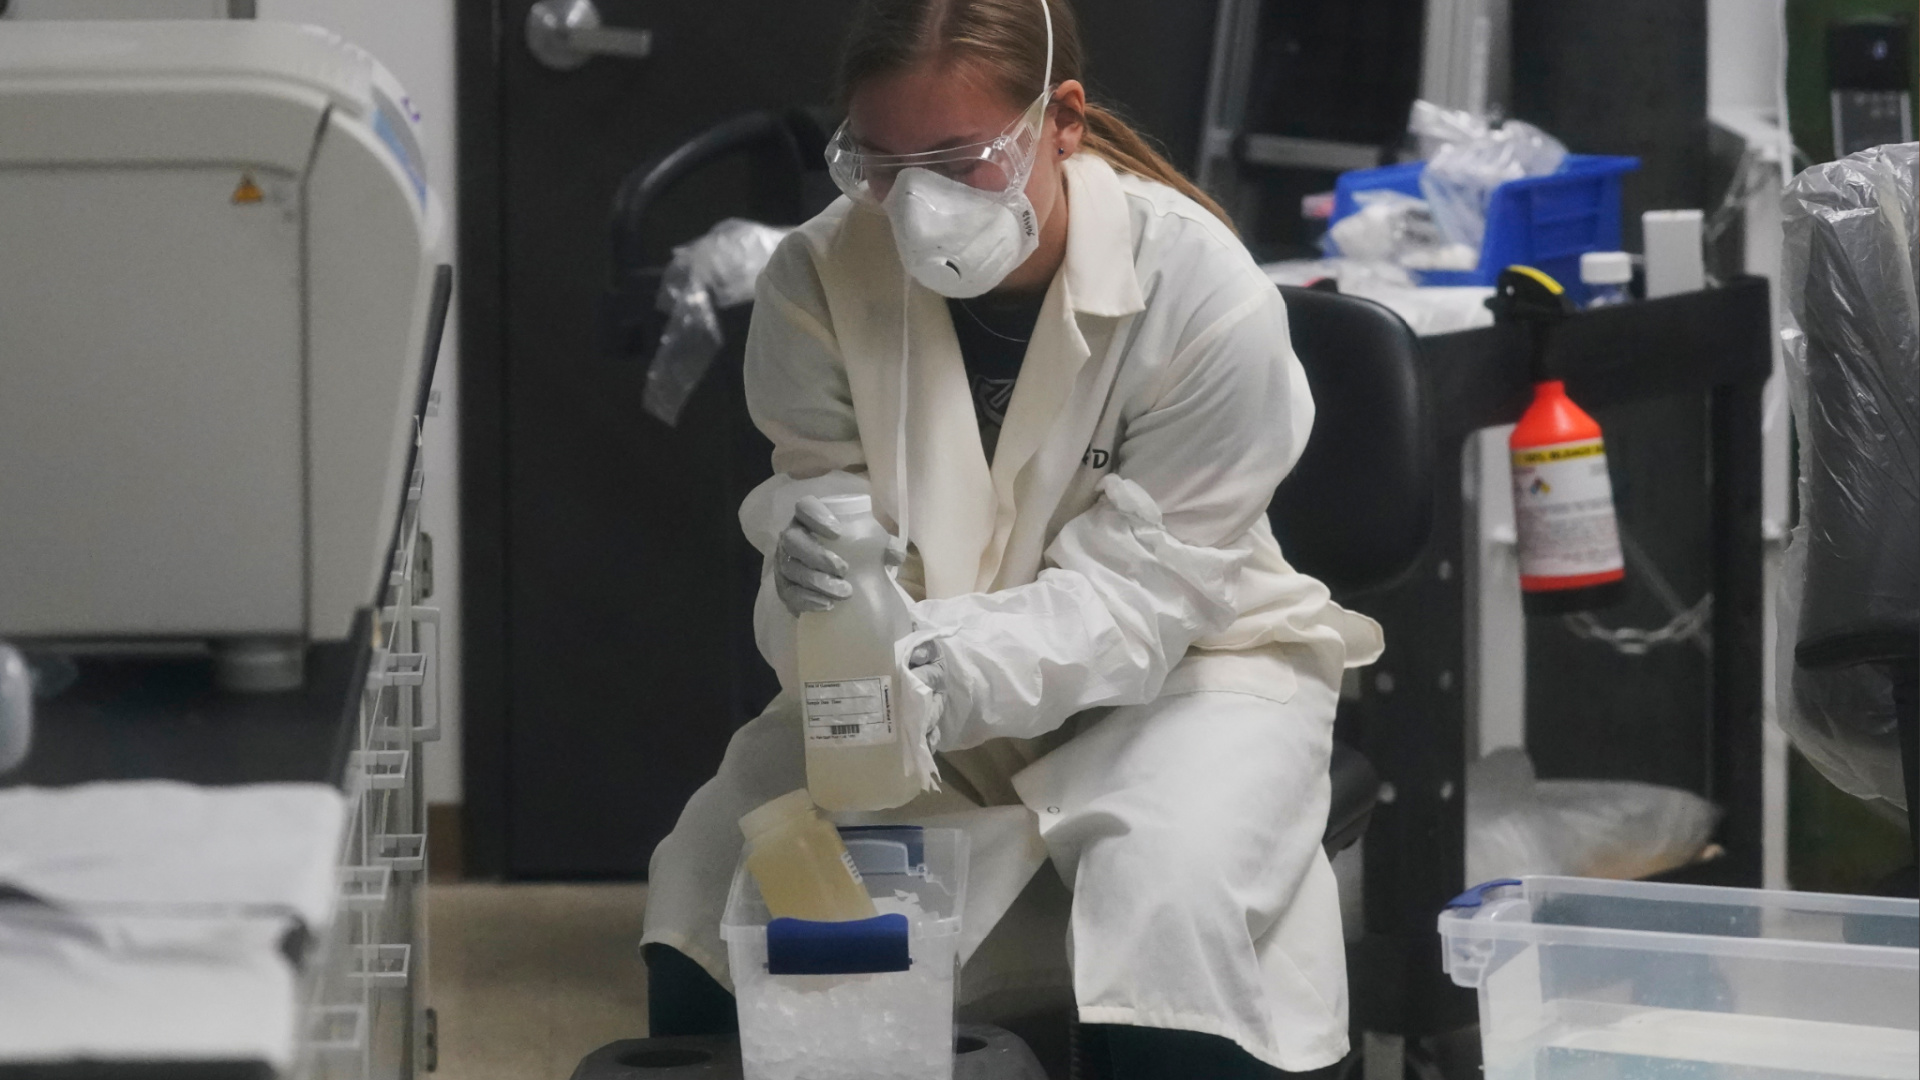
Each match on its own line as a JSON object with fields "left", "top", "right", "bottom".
{"left": 1330, "top": 154, "right": 1639, "bottom": 294}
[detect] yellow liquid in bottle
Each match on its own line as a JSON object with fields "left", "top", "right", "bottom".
{"left": 740, "top": 791, "right": 876, "bottom": 922}
{"left": 798, "top": 496, "right": 919, "bottom": 812}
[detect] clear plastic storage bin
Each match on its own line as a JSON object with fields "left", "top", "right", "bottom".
{"left": 1439, "top": 876, "right": 1919, "bottom": 1080}
{"left": 723, "top": 826, "right": 969, "bottom": 1080}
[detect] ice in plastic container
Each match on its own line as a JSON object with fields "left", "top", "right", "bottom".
{"left": 1439, "top": 876, "right": 1919, "bottom": 1080}
{"left": 724, "top": 826, "right": 969, "bottom": 1080}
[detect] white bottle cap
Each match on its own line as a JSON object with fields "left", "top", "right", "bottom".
{"left": 817, "top": 493, "right": 873, "bottom": 519}
{"left": 1580, "top": 251, "right": 1633, "bottom": 286}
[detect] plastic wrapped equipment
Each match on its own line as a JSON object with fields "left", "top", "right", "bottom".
{"left": 1323, "top": 189, "right": 1477, "bottom": 271}
{"left": 1408, "top": 99, "right": 1567, "bottom": 252}
{"left": 1777, "top": 142, "right": 1919, "bottom": 809}
{"left": 644, "top": 218, "right": 793, "bottom": 426}
{"left": 1466, "top": 748, "right": 1721, "bottom": 885}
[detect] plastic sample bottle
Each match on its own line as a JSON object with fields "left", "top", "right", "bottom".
{"left": 738, "top": 789, "right": 877, "bottom": 922}
{"left": 1580, "top": 250, "right": 1633, "bottom": 309}
{"left": 796, "top": 494, "right": 919, "bottom": 812}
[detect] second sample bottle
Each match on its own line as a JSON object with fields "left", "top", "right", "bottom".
{"left": 739, "top": 790, "right": 876, "bottom": 922}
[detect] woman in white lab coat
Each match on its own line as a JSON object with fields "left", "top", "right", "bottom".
{"left": 641, "top": 0, "right": 1382, "bottom": 1075}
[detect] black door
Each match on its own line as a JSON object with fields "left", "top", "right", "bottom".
{"left": 460, "top": 0, "right": 1220, "bottom": 879}
{"left": 459, "top": 0, "right": 860, "bottom": 879}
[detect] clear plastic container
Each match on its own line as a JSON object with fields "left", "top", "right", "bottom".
{"left": 723, "top": 826, "right": 969, "bottom": 1080}
{"left": 1439, "top": 876, "right": 1919, "bottom": 1080}
{"left": 797, "top": 493, "right": 918, "bottom": 812}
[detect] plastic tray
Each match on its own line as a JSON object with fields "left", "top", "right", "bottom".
{"left": 1439, "top": 876, "right": 1919, "bottom": 1080}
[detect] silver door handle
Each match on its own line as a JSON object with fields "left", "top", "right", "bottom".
{"left": 526, "top": 0, "right": 653, "bottom": 71}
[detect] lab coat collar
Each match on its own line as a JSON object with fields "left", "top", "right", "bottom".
{"left": 814, "top": 154, "right": 1147, "bottom": 597}
{"left": 1059, "top": 153, "right": 1147, "bottom": 319}
{"left": 820, "top": 204, "right": 998, "bottom": 600}
{"left": 974, "top": 154, "right": 1146, "bottom": 588}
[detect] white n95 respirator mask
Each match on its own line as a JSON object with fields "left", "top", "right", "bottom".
{"left": 881, "top": 168, "right": 1040, "bottom": 299}
{"left": 823, "top": 0, "right": 1058, "bottom": 297}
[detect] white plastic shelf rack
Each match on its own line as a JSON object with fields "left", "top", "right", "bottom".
{"left": 298, "top": 415, "right": 442, "bottom": 1080}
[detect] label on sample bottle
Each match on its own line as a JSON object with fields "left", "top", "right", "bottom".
{"left": 803, "top": 677, "right": 895, "bottom": 747}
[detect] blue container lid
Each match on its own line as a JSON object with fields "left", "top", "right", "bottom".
{"left": 838, "top": 824, "right": 925, "bottom": 870}
{"left": 766, "top": 913, "right": 912, "bottom": 975}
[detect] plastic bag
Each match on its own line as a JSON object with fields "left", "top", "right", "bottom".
{"left": 644, "top": 218, "right": 793, "bottom": 426}
{"left": 1408, "top": 99, "right": 1567, "bottom": 251}
{"left": 1327, "top": 190, "right": 1438, "bottom": 262}
{"left": 1466, "top": 748, "right": 1721, "bottom": 885}
{"left": 1324, "top": 190, "right": 1478, "bottom": 270}
{"left": 1776, "top": 143, "right": 1918, "bottom": 809}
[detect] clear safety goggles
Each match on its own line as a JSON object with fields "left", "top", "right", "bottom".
{"left": 825, "top": 90, "right": 1052, "bottom": 206}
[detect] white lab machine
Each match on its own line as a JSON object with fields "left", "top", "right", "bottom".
{"left": 0, "top": 21, "right": 448, "bottom": 689}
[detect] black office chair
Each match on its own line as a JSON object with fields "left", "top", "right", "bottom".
{"left": 1272, "top": 286, "right": 1435, "bottom": 857}
{"left": 604, "top": 108, "right": 837, "bottom": 365}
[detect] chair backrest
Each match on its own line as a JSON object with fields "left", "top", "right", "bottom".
{"left": 1269, "top": 286, "right": 1434, "bottom": 597}
{"left": 604, "top": 109, "right": 835, "bottom": 364}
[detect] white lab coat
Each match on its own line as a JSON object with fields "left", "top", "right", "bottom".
{"left": 642, "top": 154, "right": 1383, "bottom": 1071}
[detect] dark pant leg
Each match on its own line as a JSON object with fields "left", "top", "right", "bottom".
{"left": 1083, "top": 1024, "right": 1347, "bottom": 1080}
{"left": 642, "top": 943, "right": 738, "bottom": 1037}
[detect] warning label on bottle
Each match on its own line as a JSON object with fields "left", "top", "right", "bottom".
{"left": 803, "top": 677, "right": 895, "bottom": 747}
{"left": 1511, "top": 439, "right": 1624, "bottom": 579}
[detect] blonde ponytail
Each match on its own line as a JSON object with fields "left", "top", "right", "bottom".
{"left": 1080, "top": 103, "right": 1235, "bottom": 231}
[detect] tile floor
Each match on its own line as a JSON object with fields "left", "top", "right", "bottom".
{"left": 427, "top": 883, "right": 652, "bottom": 1080}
